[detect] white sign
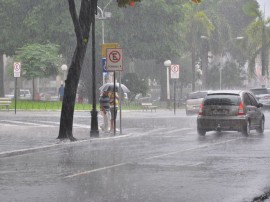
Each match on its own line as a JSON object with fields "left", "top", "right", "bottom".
{"left": 106, "top": 48, "right": 123, "bottom": 71}
{"left": 170, "top": 64, "right": 179, "bottom": 79}
{"left": 13, "top": 62, "right": 21, "bottom": 78}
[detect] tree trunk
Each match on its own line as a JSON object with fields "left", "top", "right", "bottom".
{"left": 0, "top": 54, "right": 4, "bottom": 97}
{"left": 57, "top": 0, "right": 93, "bottom": 140}
{"left": 261, "top": 24, "right": 266, "bottom": 76}
{"left": 58, "top": 46, "right": 87, "bottom": 140}
{"left": 32, "top": 78, "right": 35, "bottom": 101}
{"left": 201, "top": 41, "right": 208, "bottom": 90}
{"left": 191, "top": 45, "right": 196, "bottom": 92}
{"left": 159, "top": 63, "right": 167, "bottom": 101}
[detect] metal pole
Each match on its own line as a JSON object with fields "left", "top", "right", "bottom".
{"left": 101, "top": 20, "right": 104, "bottom": 44}
{"left": 174, "top": 81, "right": 176, "bottom": 115}
{"left": 220, "top": 53, "right": 223, "bottom": 90}
{"left": 90, "top": 0, "right": 99, "bottom": 137}
{"left": 15, "top": 78, "right": 17, "bottom": 114}
{"left": 113, "top": 71, "right": 116, "bottom": 136}
{"left": 167, "top": 67, "right": 170, "bottom": 108}
{"left": 119, "top": 71, "right": 122, "bottom": 135}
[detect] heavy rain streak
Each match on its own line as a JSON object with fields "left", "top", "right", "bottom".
{"left": 1, "top": 0, "right": 270, "bottom": 201}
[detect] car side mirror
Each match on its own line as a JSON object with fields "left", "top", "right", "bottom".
{"left": 257, "top": 103, "right": 263, "bottom": 108}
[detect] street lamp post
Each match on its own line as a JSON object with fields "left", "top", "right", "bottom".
{"left": 96, "top": 2, "right": 112, "bottom": 44}
{"left": 200, "top": 36, "right": 244, "bottom": 89}
{"left": 164, "top": 60, "right": 171, "bottom": 108}
{"left": 96, "top": 1, "right": 112, "bottom": 84}
{"left": 90, "top": 0, "right": 99, "bottom": 137}
{"left": 195, "top": 63, "right": 202, "bottom": 90}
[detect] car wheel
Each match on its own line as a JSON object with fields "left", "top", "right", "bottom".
{"left": 197, "top": 128, "right": 206, "bottom": 136}
{"left": 256, "top": 118, "right": 264, "bottom": 134}
{"left": 242, "top": 120, "right": 250, "bottom": 136}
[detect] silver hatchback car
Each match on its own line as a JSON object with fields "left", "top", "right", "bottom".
{"left": 185, "top": 91, "right": 208, "bottom": 115}
{"left": 197, "top": 90, "right": 265, "bottom": 136}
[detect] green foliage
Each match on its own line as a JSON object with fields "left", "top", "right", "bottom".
{"left": 242, "top": 1, "right": 261, "bottom": 18}
{"left": 5, "top": 99, "right": 91, "bottom": 110}
{"left": 243, "top": 0, "right": 270, "bottom": 78}
{"left": 122, "top": 73, "right": 148, "bottom": 100}
{"left": 108, "top": 0, "right": 185, "bottom": 61}
{"left": 222, "top": 61, "right": 246, "bottom": 89}
{"left": 23, "top": 0, "right": 75, "bottom": 54}
{"left": 0, "top": 0, "right": 41, "bottom": 55}
{"left": 14, "top": 43, "right": 62, "bottom": 80}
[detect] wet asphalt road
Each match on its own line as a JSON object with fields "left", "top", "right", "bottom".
{"left": 0, "top": 109, "right": 270, "bottom": 202}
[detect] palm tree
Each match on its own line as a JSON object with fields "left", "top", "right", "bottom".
{"left": 181, "top": 2, "right": 214, "bottom": 91}
{"left": 243, "top": 1, "right": 270, "bottom": 80}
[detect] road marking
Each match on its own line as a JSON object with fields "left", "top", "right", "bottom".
{"left": 144, "top": 137, "right": 244, "bottom": 160}
{"left": 0, "top": 120, "right": 55, "bottom": 127}
{"left": 164, "top": 128, "right": 193, "bottom": 135}
{"left": 65, "top": 137, "right": 244, "bottom": 178}
{"left": 0, "top": 120, "right": 91, "bottom": 128}
{"left": 65, "top": 163, "right": 128, "bottom": 178}
{"left": 38, "top": 121, "right": 90, "bottom": 129}
{"left": 0, "top": 139, "right": 89, "bottom": 158}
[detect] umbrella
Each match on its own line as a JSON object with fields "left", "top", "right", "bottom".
{"left": 99, "top": 83, "right": 130, "bottom": 93}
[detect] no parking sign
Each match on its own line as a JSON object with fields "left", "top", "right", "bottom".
{"left": 106, "top": 48, "right": 123, "bottom": 71}
{"left": 13, "top": 62, "right": 21, "bottom": 78}
{"left": 170, "top": 64, "right": 179, "bottom": 79}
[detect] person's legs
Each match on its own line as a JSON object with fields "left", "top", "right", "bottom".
{"left": 104, "top": 111, "right": 109, "bottom": 131}
{"left": 107, "top": 110, "right": 111, "bottom": 131}
{"left": 100, "top": 111, "right": 105, "bottom": 131}
{"left": 110, "top": 108, "right": 115, "bottom": 131}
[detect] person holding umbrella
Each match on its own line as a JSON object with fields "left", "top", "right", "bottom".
{"left": 99, "top": 91, "right": 111, "bottom": 132}
{"left": 109, "top": 91, "right": 119, "bottom": 132}
{"left": 99, "top": 82, "right": 129, "bottom": 134}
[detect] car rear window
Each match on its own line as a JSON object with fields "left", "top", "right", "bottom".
{"left": 204, "top": 94, "right": 240, "bottom": 106}
{"left": 188, "top": 92, "right": 207, "bottom": 99}
{"left": 250, "top": 89, "right": 268, "bottom": 95}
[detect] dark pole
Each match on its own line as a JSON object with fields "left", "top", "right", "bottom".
{"left": 90, "top": 0, "right": 99, "bottom": 137}
{"left": 113, "top": 71, "right": 116, "bottom": 135}
{"left": 15, "top": 78, "right": 17, "bottom": 114}
{"left": 174, "top": 80, "right": 176, "bottom": 115}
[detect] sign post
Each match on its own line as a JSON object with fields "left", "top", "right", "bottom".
{"left": 106, "top": 48, "right": 124, "bottom": 135}
{"left": 101, "top": 43, "right": 119, "bottom": 84}
{"left": 170, "top": 64, "right": 180, "bottom": 115}
{"left": 13, "top": 62, "right": 21, "bottom": 114}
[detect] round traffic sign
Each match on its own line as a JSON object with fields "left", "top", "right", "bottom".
{"left": 109, "top": 51, "right": 121, "bottom": 63}
{"left": 13, "top": 62, "right": 21, "bottom": 72}
{"left": 171, "top": 65, "right": 179, "bottom": 72}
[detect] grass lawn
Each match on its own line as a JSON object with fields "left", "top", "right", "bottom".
{"left": 0, "top": 100, "right": 143, "bottom": 111}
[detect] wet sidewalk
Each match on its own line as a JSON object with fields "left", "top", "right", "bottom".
{"left": 0, "top": 109, "right": 186, "bottom": 158}
{"left": 0, "top": 122, "right": 138, "bottom": 158}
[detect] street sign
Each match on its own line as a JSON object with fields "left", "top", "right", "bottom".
{"left": 170, "top": 64, "right": 179, "bottom": 79}
{"left": 101, "top": 43, "right": 119, "bottom": 57}
{"left": 102, "top": 58, "right": 107, "bottom": 73}
{"left": 106, "top": 48, "right": 123, "bottom": 71}
{"left": 13, "top": 62, "right": 21, "bottom": 78}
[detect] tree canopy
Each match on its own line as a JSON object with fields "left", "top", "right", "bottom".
{"left": 14, "top": 43, "right": 62, "bottom": 80}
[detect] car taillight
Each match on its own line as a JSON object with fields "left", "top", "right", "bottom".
{"left": 238, "top": 102, "right": 245, "bottom": 115}
{"left": 198, "top": 103, "right": 204, "bottom": 115}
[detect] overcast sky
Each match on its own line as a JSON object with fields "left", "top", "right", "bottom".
{"left": 257, "top": 0, "right": 270, "bottom": 18}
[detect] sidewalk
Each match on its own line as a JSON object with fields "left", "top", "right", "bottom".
{"left": 0, "top": 109, "right": 186, "bottom": 158}
{"left": 0, "top": 123, "right": 138, "bottom": 158}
